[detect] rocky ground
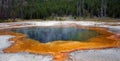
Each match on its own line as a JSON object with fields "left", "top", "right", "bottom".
{"left": 0, "top": 21, "right": 120, "bottom": 61}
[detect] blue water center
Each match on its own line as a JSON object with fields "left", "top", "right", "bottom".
{"left": 12, "top": 27, "right": 100, "bottom": 43}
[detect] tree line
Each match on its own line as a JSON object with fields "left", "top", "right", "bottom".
{"left": 0, "top": 0, "right": 120, "bottom": 20}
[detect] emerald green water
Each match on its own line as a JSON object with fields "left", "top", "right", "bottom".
{"left": 12, "top": 27, "right": 100, "bottom": 43}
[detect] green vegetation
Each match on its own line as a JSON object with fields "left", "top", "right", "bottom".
{"left": 0, "top": 0, "right": 120, "bottom": 21}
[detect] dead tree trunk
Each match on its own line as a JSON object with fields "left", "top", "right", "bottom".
{"left": 77, "top": 0, "right": 85, "bottom": 17}
{"left": 101, "top": 0, "right": 107, "bottom": 17}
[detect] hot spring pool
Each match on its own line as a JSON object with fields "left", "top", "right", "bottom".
{"left": 11, "top": 27, "right": 100, "bottom": 43}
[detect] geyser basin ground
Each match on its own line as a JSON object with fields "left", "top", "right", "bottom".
{"left": 0, "top": 21, "right": 120, "bottom": 61}
{"left": 11, "top": 27, "right": 100, "bottom": 43}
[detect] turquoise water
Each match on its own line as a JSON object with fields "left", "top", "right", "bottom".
{"left": 12, "top": 27, "right": 100, "bottom": 43}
